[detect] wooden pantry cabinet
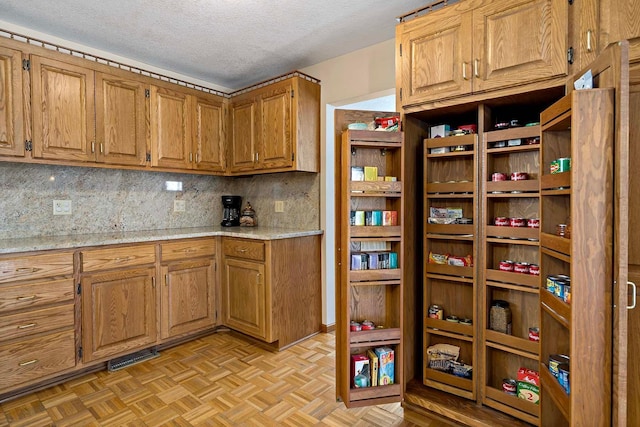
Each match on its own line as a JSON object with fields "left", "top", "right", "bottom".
{"left": 396, "top": 0, "right": 568, "bottom": 107}
{"left": 221, "top": 235, "right": 321, "bottom": 349}
{"left": 30, "top": 55, "right": 148, "bottom": 166}
{"left": 0, "top": 252, "right": 76, "bottom": 394}
{"left": 159, "top": 238, "right": 218, "bottom": 340}
{"left": 228, "top": 75, "right": 320, "bottom": 174}
{"left": 80, "top": 244, "right": 157, "bottom": 363}
{"left": 0, "top": 45, "right": 24, "bottom": 158}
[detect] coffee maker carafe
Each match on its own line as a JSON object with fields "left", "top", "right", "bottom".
{"left": 221, "top": 195, "right": 242, "bottom": 227}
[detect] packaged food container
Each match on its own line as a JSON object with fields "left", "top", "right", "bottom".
{"left": 528, "top": 327, "right": 540, "bottom": 341}
{"left": 529, "top": 264, "right": 540, "bottom": 275}
{"left": 503, "top": 378, "right": 517, "bottom": 395}
{"left": 491, "top": 172, "right": 507, "bottom": 181}
{"left": 495, "top": 217, "right": 509, "bottom": 226}
{"left": 527, "top": 218, "right": 540, "bottom": 228}
{"left": 510, "top": 172, "right": 529, "bottom": 181}
{"left": 499, "top": 260, "right": 515, "bottom": 272}
{"left": 514, "top": 262, "right": 530, "bottom": 274}
{"left": 490, "top": 300, "right": 512, "bottom": 334}
{"left": 428, "top": 304, "right": 444, "bottom": 320}
{"left": 548, "top": 354, "right": 570, "bottom": 377}
{"left": 509, "top": 217, "right": 526, "bottom": 227}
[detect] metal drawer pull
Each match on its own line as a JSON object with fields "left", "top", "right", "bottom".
{"left": 587, "top": 29, "right": 593, "bottom": 52}
{"left": 462, "top": 62, "right": 468, "bottom": 80}
{"left": 114, "top": 256, "right": 132, "bottom": 262}
{"left": 16, "top": 267, "right": 36, "bottom": 273}
{"left": 474, "top": 59, "right": 479, "bottom": 77}
{"left": 628, "top": 281, "right": 637, "bottom": 310}
{"left": 19, "top": 359, "right": 38, "bottom": 366}
{"left": 237, "top": 248, "right": 247, "bottom": 253}
{"left": 17, "top": 295, "right": 36, "bottom": 301}
{"left": 18, "top": 323, "right": 37, "bottom": 329}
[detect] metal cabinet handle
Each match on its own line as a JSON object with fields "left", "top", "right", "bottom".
{"left": 237, "top": 248, "right": 247, "bottom": 253}
{"left": 91, "top": 141, "right": 95, "bottom": 153}
{"left": 16, "top": 267, "right": 36, "bottom": 273}
{"left": 462, "top": 62, "right": 468, "bottom": 80}
{"left": 17, "top": 295, "right": 36, "bottom": 301}
{"left": 189, "top": 152, "right": 193, "bottom": 162}
{"left": 18, "top": 323, "right": 37, "bottom": 329}
{"left": 19, "top": 359, "right": 38, "bottom": 366}
{"left": 474, "top": 59, "right": 479, "bottom": 77}
{"left": 587, "top": 30, "right": 593, "bottom": 52}
{"left": 152, "top": 276, "right": 156, "bottom": 289}
{"left": 628, "top": 281, "right": 637, "bottom": 310}
{"left": 100, "top": 142, "right": 104, "bottom": 154}
{"left": 256, "top": 273, "right": 261, "bottom": 284}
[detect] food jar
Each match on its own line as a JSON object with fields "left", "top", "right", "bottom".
{"left": 428, "top": 304, "right": 444, "bottom": 320}
{"left": 490, "top": 300, "right": 512, "bottom": 334}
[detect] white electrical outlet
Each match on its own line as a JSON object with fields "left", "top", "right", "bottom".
{"left": 275, "top": 201, "right": 284, "bottom": 212}
{"left": 174, "top": 200, "right": 186, "bottom": 212}
{"left": 53, "top": 200, "right": 72, "bottom": 215}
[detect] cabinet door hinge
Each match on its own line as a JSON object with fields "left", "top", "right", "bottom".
{"left": 24, "top": 140, "right": 32, "bottom": 151}
{"left": 77, "top": 283, "right": 81, "bottom": 294}
{"left": 399, "top": 43, "right": 402, "bottom": 57}
{"left": 568, "top": 0, "right": 573, "bottom": 4}
{"left": 78, "top": 346, "right": 83, "bottom": 359}
{"left": 291, "top": 89, "right": 295, "bottom": 98}
{"left": 22, "top": 59, "right": 30, "bottom": 71}
{"left": 291, "top": 152, "right": 295, "bottom": 161}
{"left": 145, "top": 89, "right": 150, "bottom": 98}
{"left": 399, "top": 88, "right": 403, "bottom": 101}
{"left": 567, "top": 47, "right": 574, "bottom": 64}
{"left": 146, "top": 153, "right": 151, "bottom": 162}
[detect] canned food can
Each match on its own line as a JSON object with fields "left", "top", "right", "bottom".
{"left": 546, "top": 275, "right": 558, "bottom": 293}
{"left": 350, "top": 321, "right": 361, "bottom": 332}
{"left": 509, "top": 217, "right": 526, "bottom": 227}
{"left": 445, "top": 315, "right": 459, "bottom": 323}
{"left": 529, "top": 264, "right": 540, "bottom": 275}
{"left": 502, "top": 379, "right": 517, "bottom": 395}
{"left": 527, "top": 218, "right": 540, "bottom": 228}
{"left": 528, "top": 327, "right": 540, "bottom": 341}
{"left": 491, "top": 172, "right": 507, "bottom": 182}
{"left": 510, "top": 172, "right": 529, "bottom": 181}
{"left": 428, "top": 304, "right": 444, "bottom": 320}
{"left": 361, "top": 320, "right": 375, "bottom": 330}
{"left": 514, "top": 262, "right": 530, "bottom": 274}
{"left": 459, "top": 318, "right": 473, "bottom": 326}
{"left": 554, "top": 280, "right": 568, "bottom": 299}
{"left": 558, "top": 364, "right": 571, "bottom": 394}
{"left": 563, "top": 285, "right": 571, "bottom": 304}
{"left": 499, "top": 260, "right": 515, "bottom": 272}
{"left": 549, "top": 354, "right": 570, "bottom": 378}
{"left": 551, "top": 157, "right": 571, "bottom": 174}
{"left": 494, "top": 217, "right": 509, "bottom": 226}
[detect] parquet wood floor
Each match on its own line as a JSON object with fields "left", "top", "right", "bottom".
{"left": 0, "top": 331, "right": 447, "bottom": 426}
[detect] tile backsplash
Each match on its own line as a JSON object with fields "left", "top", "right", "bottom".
{"left": 0, "top": 163, "right": 320, "bottom": 239}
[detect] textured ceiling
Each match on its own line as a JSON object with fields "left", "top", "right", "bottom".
{"left": 1, "top": 0, "right": 430, "bottom": 91}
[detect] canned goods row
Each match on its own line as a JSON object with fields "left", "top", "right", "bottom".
{"left": 350, "top": 320, "right": 377, "bottom": 332}
{"left": 499, "top": 260, "right": 540, "bottom": 275}
{"left": 550, "top": 157, "right": 571, "bottom": 174}
{"left": 428, "top": 304, "right": 472, "bottom": 325}
{"left": 549, "top": 354, "right": 571, "bottom": 394}
{"left": 490, "top": 171, "right": 529, "bottom": 181}
{"left": 546, "top": 275, "right": 571, "bottom": 304}
{"left": 494, "top": 217, "right": 540, "bottom": 228}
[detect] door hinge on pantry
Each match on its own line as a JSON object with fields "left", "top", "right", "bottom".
{"left": 77, "top": 283, "right": 81, "bottom": 295}
{"left": 22, "top": 59, "right": 30, "bottom": 71}
{"left": 78, "top": 347, "right": 83, "bottom": 359}
{"left": 24, "top": 140, "right": 32, "bottom": 151}
{"left": 145, "top": 89, "right": 150, "bottom": 98}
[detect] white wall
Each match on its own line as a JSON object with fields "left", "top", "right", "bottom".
{"left": 301, "top": 38, "right": 397, "bottom": 326}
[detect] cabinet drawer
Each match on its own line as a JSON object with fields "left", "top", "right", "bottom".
{"left": 81, "top": 244, "right": 156, "bottom": 272}
{"left": 0, "top": 304, "right": 74, "bottom": 341}
{"left": 161, "top": 238, "right": 216, "bottom": 262}
{"left": 0, "top": 329, "right": 75, "bottom": 391}
{"left": 223, "top": 239, "right": 265, "bottom": 261}
{"left": 0, "top": 252, "right": 73, "bottom": 284}
{"left": 0, "top": 278, "right": 74, "bottom": 314}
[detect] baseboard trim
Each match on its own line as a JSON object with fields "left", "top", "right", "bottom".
{"left": 321, "top": 323, "right": 336, "bottom": 333}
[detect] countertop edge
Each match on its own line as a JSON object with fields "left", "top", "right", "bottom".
{"left": 0, "top": 228, "right": 324, "bottom": 255}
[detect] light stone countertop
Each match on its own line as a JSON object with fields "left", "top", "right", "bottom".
{"left": 0, "top": 226, "right": 324, "bottom": 254}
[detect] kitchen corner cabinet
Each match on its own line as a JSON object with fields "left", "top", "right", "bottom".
{"left": 228, "top": 75, "right": 320, "bottom": 175}
{"left": 30, "top": 55, "right": 149, "bottom": 166}
{"left": 539, "top": 89, "right": 614, "bottom": 426}
{"left": 335, "top": 130, "right": 404, "bottom": 407}
{"left": 0, "top": 45, "right": 25, "bottom": 157}
{"left": 0, "top": 251, "right": 75, "bottom": 394}
{"left": 80, "top": 244, "right": 157, "bottom": 363}
{"left": 150, "top": 85, "right": 226, "bottom": 172}
{"left": 222, "top": 235, "right": 321, "bottom": 349}
{"left": 159, "top": 238, "right": 217, "bottom": 340}
{"left": 397, "top": 0, "right": 567, "bottom": 107}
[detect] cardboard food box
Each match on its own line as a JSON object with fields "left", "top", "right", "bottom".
{"left": 367, "top": 349, "right": 379, "bottom": 387}
{"left": 351, "top": 354, "right": 370, "bottom": 388}
{"left": 375, "top": 347, "right": 394, "bottom": 385}
{"left": 517, "top": 367, "right": 540, "bottom": 404}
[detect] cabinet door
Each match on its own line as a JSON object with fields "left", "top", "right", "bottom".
{"left": 95, "top": 72, "right": 148, "bottom": 166}
{"left": 601, "top": 0, "right": 640, "bottom": 62}
{"left": 222, "top": 257, "right": 268, "bottom": 341}
{"left": 229, "top": 97, "right": 257, "bottom": 173}
{"left": 398, "top": 8, "right": 473, "bottom": 105}
{"left": 258, "top": 84, "right": 293, "bottom": 170}
{"left": 0, "top": 46, "right": 24, "bottom": 157}
{"left": 150, "top": 85, "right": 191, "bottom": 169}
{"left": 81, "top": 267, "right": 157, "bottom": 362}
{"left": 31, "top": 55, "right": 95, "bottom": 161}
{"left": 160, "top": 259, "right": 216, "bottom": 339}
{"left": 193, "top": 95, "right": 225, "bottom": 172}
{"left": 473, "top": 0, "right": 567, "bottom": 93}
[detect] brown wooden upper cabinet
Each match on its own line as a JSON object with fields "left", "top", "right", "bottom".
{"left": 228, "top": 75, "right": 320, "bottom": 175}
{"left": 150, "top": 85, "right": 226, "bottom": 172}
{"left": 397, "top": 0, "right": 568, "bottom": 106}
{"left": 30, "top": 55, "right": 148, "bottom": 166}
{"left": 0, "top": 45, "right": 24, "bottom": 158}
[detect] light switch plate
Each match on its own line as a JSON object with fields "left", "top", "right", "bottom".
{"left": 174, "top": 200, "right": 186, "bottom": 212}
{"left": 53, "top": 200, "right": 72, "bottom": 215}
{"left": 275, "top": 201, "right": 284, "bottom": 212}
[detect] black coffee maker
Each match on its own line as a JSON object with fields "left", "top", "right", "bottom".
{"left": 221, "top": 195, "right": 242, "bottom": 227}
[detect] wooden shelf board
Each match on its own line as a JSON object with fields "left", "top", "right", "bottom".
{"left": 540, "top": 233, "right": 571, "bottom": 256}
{"left": 485, "top": 226, "right": 539, "bottom": 242}
{"left": 350, "top": 226, "right": 401, "bottom": 238}
{"left": 426, "top": 181, "right": 475, "bottom": 194}
{"left": 427, "top": 328, "right": 474, "bottom": 342}
{"left": 484, "top": 386, "right": 541, "bottom": 419}
{"left": 426, "top": 233, "right": 474, "bottom": 241}
{"left": 350, "top": 180, "right": 402, "bottom": 194}
{"left": 426, "top": 193, "right": 475, "bottom": 199}
{"left": 486, "top": 180, "right": 539, "bottom": 194}
{"left": 486, "top": 280, "right": 540, "bottom": 294}
{"left": 425, "top": 133, "right": 476, "bottom": 148}
{"left": 484, "top": 330, "right": 540, "bottom": 357}
{"left": 425, "top": 264, "right": 474, "bottom": 279}
{"left": 425, "top": 368, "right": 474, "bottom": 392}
{"left": 485, "top": 269, "right": 540, "bottom": 289}
{"left": 351, "top": 192, "right": 401, "bottom": 198}
{"left": 425, "top": 272, "right": 474, "bottom": 284}
{"left": 540, "top": 171, "right": 571, "bottom": 190}
{"left": 351, "top": 236, "right": 401, "bottom": 243}
{"left": 425, "top": 318, "right": 474, "bottom": 337}
{"left": 541, "top": 188, "right": 571, "bottom": 196}
{"left": 540, "top": 364, "right": 571, "bottom": 422}
{"left": 541, "top": 292, "right": 571, "bottom": 329}
{"left": 348, "top": 384, "right": 402, "bottom": 402}
{"left": 427, "top": 150, "right": 475, "bottom": 158}
{"left": 540, "top": 246, "right": 571, "bottom": 263}
{"left": 486, "top": 144, "right": 540, "bottom": 154}
{"left": 540, "top": 95, "right": 571, "bottom": 130}
{"left": 348, "top": 130, "right": 402, "bottom": 145}
{"left": 349, "top": 268, "right": 402, "bottom": 283}
{"left": 350, "top": 279, "right": 400, "bottom": 287}
{"left": 484, "top": 125, "right": 541, "bottom": 143}
{"left": 343, "top": 394, "right": 401, "bottom": 408}
{"left": 486, "top": 237, "right": 539, "bottom": 246}
{"left": 425, "top": 224, "right": 474, "bottom": 236}
{"left": 349, "top": 327, "right": 401, "bottom": 345}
